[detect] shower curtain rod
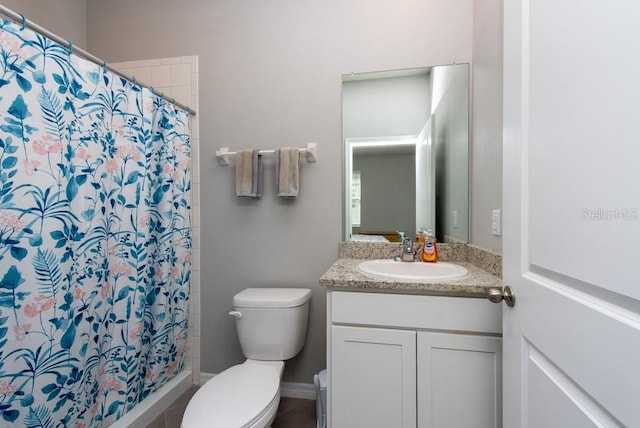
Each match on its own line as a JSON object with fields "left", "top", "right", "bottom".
{"left": 0, "top": 5, "right": 197, "bottom": 116}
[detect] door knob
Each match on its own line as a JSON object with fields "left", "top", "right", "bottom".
{"left": 487, "top": 285, "right": 515, "bottom": 307}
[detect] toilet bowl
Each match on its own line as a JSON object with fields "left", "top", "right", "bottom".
{"left": 181, "top": 360, "right": 283, "bottom": 428}
{"left": 182, "top": 288, "right": 311, "bottom": 428}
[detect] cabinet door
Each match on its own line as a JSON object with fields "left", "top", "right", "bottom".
{"left": 331, "top": 325, "right": 416, "bottom": 428}
{"left": 417, "top": 332, "right": 502, "bottom": 428}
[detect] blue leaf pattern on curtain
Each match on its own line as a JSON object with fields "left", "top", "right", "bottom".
{"left": 0, "top": 19, "right": 191, "bottom": 426}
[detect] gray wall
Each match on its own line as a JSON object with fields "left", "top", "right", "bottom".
{"left": 471, "top": 0, "right": 503, "bottom": 252}
{"left": 85, "top": 0, "right": 474, "bottom": 384}
{"left": 0, "top": 0, "right": 87, "bottom": 48}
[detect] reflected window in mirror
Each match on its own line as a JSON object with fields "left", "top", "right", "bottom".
{"left": 351, "top": 171, "right": 361, "bottom": 228}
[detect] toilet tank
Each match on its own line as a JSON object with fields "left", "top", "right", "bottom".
{"left": 232, "top": 288, "right": 311, "bottom": 361}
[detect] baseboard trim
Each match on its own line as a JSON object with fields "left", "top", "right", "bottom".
{"left": 200, "top": 372, "right": 316, "bottom": 400}
{"left": 280, "top": 381, "right": 316, "bottom": 400}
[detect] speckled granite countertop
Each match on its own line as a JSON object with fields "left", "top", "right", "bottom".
{"left": 319, "top": 258, "right": 502, "bottom": 297}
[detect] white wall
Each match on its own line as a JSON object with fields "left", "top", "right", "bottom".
{"left": 0, "top": 0, "right": 87, "bottom": 48}
{"left": 85, "top": 0, "right": 474, "bottom": 384}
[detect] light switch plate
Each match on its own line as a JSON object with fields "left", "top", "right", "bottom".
{"left": 492, "top": 210, "right": 501, "bottom": 236}
{"left": 453, "top": 210, "right": 458, "bottom": 229}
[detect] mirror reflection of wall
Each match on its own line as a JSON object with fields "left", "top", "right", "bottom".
{"left": 352, "top": 143, "right": 416, "bottom": 240}
{"left": 342, "top": 64, "right": 469, "bottom": 243}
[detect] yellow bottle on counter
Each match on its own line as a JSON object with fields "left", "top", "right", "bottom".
{"left": 422, "top": 229, "right": 438, "bottom": 263}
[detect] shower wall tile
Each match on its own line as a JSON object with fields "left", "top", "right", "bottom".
{"left": 191, "top": 288, "right": 200, "bottom": 316}
{"left": 142, "top": 58, "right": 164, "bottom": 67}
{"left": 127, "top": 67, "right": 152, "bottom": 83}
{"left": 192, "top": 359, "right": 201, "bottom": 385}
{"left": 194, "top": 317, "right": 201, "bottom": 338}
{"left": 171, "top": 63, "right": 192, "bottom": 86}
{"left": 192, "top": 225, "right": 200, "bottom": 250}
{"left": 189, "top": 98, "right": 199, "bottom": 133}
{"left": 191, "top": 271, "right": 200, "bottom": 294}
{"left": 151, "top": 65, "right": 172, "bottom": 87}
{"left": 192, "top": 339, "right": 200, "bottom": 369}
{"left": 184, "top": 349, "right": 193, "bottom": 367}
{"left": 114, "top": 60, "right": 141, "bottom": 69}
{"left": 192, "top": 250, "right": 201, "bottom": 271}
{"left": 161, "top": 57, "right": 179, "bottom": 66}
{"left": 180, "top": 56, "right": 197, "bottom": 67}
{"left": 191, "top": 73, "right": 199, "bottom": 95}
{"left": 191, "top": 161, "right": 200, "bottom": 185}
{"left": 171, "top": 86, "right": 192, "bottom": 107}
{"left": 192, "top": 207, "right": 200, "bottom": 228}
{"left": 192, "top": 182, "right": 200, "bottom": 207}
{"left": 113, "top": 55, "right": 201, "bottom": 386}
{"left": 154, "top": 86, "right": 172, "bottom": 98}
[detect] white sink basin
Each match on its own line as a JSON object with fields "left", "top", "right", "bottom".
{"left": 357, "top": 259, "right": 469, "bottom": 282}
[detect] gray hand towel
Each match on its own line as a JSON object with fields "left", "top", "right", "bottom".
{"left": 235, "top": 149, "right": 263, "bottom": 197}
{"left": 276, "top": 147, "right": 300, "bottom": 198}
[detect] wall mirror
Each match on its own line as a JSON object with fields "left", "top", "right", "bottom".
{"left": 342, "top": 63, "right": 469, "bottom": 243}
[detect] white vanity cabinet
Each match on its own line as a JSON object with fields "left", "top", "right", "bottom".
{"left": 331, "top": 325, "right": 417, "bottom": 427}
{"left": 327, "top": 290, "right": 502, "bottom": 428}
{"left": 417, "top": 331, "right": 501, "bottom": 428}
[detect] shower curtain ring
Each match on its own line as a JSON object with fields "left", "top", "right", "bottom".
{"left": 19, "top": 14, "right": 26, "bottom": 30}
{"left": 133, "top": 77, "right": 137, "bottom": 86}
{"left": 67, "top": 40, "right": 73, "bottom": 54}
{"left": 103, "top": 60, "right": 108, "bottom": 73}
{"left": 150, "top": 87, "right": 155, "bottom": 95}
{"left": 171, "top": 98, "right": 176, "bottom": 105}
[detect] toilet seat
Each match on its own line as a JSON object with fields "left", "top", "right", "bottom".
{"left": 182, "top": 360, "right": 283, "bottom": 428}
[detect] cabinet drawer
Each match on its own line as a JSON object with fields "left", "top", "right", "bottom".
{"left": 330, "top": 291, "right": 501, "bottom": 334}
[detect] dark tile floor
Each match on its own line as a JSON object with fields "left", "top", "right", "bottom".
{"left": 272, "top": 397, "right": 317, "bottom": 428}
{"left": 147, "top": 386, "right": 317, "bottom": 428}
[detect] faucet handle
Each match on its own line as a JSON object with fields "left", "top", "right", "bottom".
{"left": 396, "top": 230, "right": 406, "bottom": 241}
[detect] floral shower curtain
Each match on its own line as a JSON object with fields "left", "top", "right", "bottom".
{"left": 0, "top": 18, "right": 191, "bottom": 427}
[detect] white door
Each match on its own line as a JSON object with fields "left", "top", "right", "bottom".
{"left": 417, "top": 331, "right": 501, "bottom": 428}
{"left": 330, "top": 326, "right": 416, "bottom": 428}
{"left": 503, "top": 1, "right": 640, "bottom": 427}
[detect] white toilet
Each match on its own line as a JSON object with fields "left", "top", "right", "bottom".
{"left": 182, "top": 287, "right": 312, "bottom": 428}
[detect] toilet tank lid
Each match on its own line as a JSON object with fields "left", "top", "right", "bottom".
{"left": 233, "top": 288, "right": 311, "bottom": 308}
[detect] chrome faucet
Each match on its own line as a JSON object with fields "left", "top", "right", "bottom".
{"left": 395, "top": 231, "right": 415, "bottom": 262}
